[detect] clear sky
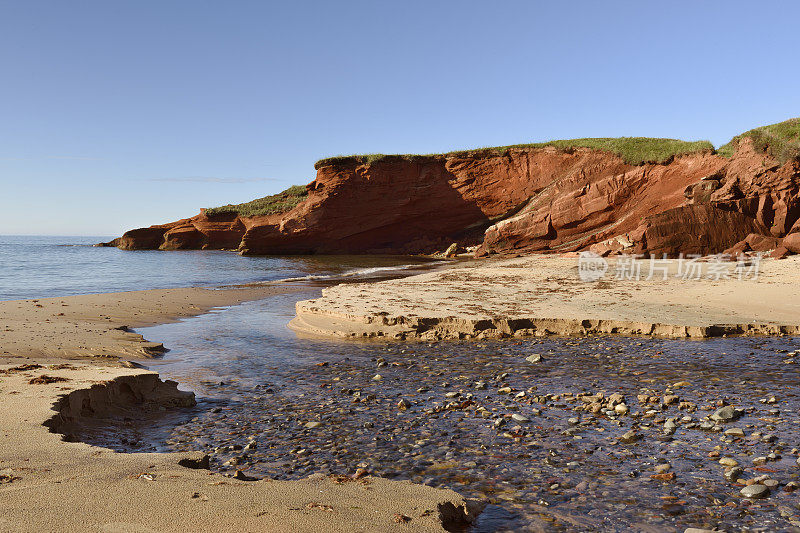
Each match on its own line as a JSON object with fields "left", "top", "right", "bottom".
{"left": 1, "top": 1, "right": 798, "bottom": 236}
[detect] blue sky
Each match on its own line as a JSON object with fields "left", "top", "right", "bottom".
{"left": 1, "top": 1, "right": 798, "bottom": 235}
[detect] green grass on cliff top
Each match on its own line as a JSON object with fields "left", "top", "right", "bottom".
{"left": 315, "top": 118, "right": 800, "bottom": 168}
{"left": 315, "top": 137, "right": 715, "bottom": 168}
{"left": 717, "top": 117, "right": 800, "bottom": 163}
{"left": 205, "top": 185, "right": 308, "bottom": 218}
{"left": 207, "top": 119, "right": 799, "bottom": 218}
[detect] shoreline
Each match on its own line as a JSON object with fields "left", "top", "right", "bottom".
{"left": 0, "top": 284, "right": 303, "bottom": 360}
{"left": 5, "top": 251, "right": 800, "bottom": 530}
{"left": 0, "top": 283, "right": 480, "bottom": 532}
{"left": 291, "top": 255, "right": 800, "bottom": 341}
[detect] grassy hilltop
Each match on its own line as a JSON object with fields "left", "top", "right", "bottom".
{"left": 717, "top": 117, "right": 800, "bottom": 163}
{"left": 205, "top": 185, "right": 308, "bottom": 218}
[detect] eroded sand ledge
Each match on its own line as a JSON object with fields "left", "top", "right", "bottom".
{"left": 291, "top": 255, "right": 800, "bottom": 340}
{"left": 0, "top": 286, "right": 479, "bottom": 532}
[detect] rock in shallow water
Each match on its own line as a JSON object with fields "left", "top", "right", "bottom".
{"left": 740, "top": 484, "right": 770, "bottom": 499}
{"left": 724, "top": 467, "right": 743, "bottom": 482}
{"left": 710, "top": 405, "right": 743, "bottom": 423}
{"left": 654, "top": 463, "right": 671, "bottom": 474}
{"left": 724, "top": 427, "right": 745, "bottom": 437}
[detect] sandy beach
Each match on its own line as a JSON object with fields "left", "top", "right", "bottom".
{"left": 4, "top": 254, "right": 800, "bottom": 531}
{"left": 292, "top": 255, "right": 800, "bottom": 340}
{"left": 0, "top": 285, "right": 480, "bottom": 532}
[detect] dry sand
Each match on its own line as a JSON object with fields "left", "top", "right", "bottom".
{"left": 291, "top": 255, "right": 800, "bottom": 340}
{"left": 0, "top": 286, "right": 478, "bottom": 532}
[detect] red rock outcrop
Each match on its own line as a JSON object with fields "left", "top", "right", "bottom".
{"left": 782, "top": 233, "right": 800, "bottom": 254}
{"left": 630, "top": 205, "right": 768, "bottom": 257}
{"left": 107, "top": 137, "right": 800, "bottom": 258}
{"left": 480, "top": 137, "right": 800, "bottom": 257}
{"left": 722, "top": 233, "right": 782, "bottom": 257}
{"left": 108, "top": 213, "right": 250, "bottom": 251}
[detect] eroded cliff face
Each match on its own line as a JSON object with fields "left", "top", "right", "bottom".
{"left": 107, "top": 139, "right": 800, "bottom": 258}
{"left": 479, "top": 150, "right": 725, "bottom": 255}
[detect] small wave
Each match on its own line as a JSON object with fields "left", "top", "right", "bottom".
{"left": 276, "top": 263, "right": 445, "bottom": 283}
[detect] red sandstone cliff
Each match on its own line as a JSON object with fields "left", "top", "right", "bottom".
{"left": 106, "top": 127, "right": 800, "bottom": 258}
{"left": 480, "top": 137, "right": 800, "bottom": 257}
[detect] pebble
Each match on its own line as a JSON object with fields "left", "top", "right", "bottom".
{"left": 710, "top": 405, "right": 743, "bottom": 422}
{"left": 233, "top": 470, "right": 257, "bottom": 481}
{"left": 740, "top": 484, "right": 770, "bottom": 499}
{"left": 654, "top": 463, "right": 671, "bottom": 474}
{"left": 724, "top": 466, "right": 743, "bottom": 482}
{"left": 763, "top": 479, "right": 780, "bottom": 489}
{"left": 663, "top": 395, "right": 679, "bottom": 405}
{"left": 304, "top": 421, "right": 322, "bottom": 429}
{"left": 525, "top": 354, "right": 543, "bottom": 363}
{"left": 719, "top": 457, "right": 739, "bottom": 467}
{"left": 511, "top": 414, "right": 530, "bottom": 423}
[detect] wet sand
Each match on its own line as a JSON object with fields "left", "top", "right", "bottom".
{"left": 0, "top": 286, "right": 479, "bottom": 532}
{"left": 0, "top": 285, "right": 299, "bottom": 359}
{"left": 292, "top": 255, "right": 800, "bottom": 340}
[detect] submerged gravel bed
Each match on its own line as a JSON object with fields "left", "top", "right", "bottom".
{"left": 82, "top": 332, "right": 800, "bottom": 532}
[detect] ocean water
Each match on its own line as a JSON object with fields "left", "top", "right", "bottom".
{"left": 0, "top": 235, "right": 436, "bottom": 301}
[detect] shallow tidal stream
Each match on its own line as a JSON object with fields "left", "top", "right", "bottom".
{"left": 78, "top": 290, "right": 800, "bottom": 532}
